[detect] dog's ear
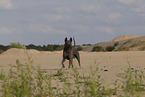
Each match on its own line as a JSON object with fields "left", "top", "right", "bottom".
{"left": 65, "top": 37, "right": 67, "bottom": 42}
{"left": 70, "top": 37, "right": 72, "bottom": 42}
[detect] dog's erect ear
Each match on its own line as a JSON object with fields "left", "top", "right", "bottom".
{"left": 70, "top": 37, "right": 72, "bottom": 42}
{"left": 65, "top": 37, "right": 67, "bottom": 42}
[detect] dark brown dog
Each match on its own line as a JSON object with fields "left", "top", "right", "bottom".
{"left": 62, "top": 37, "right": 81, "bottom": 68}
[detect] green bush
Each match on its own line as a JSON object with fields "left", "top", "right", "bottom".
{"left": 10, "top": 42, "right": 26, "bottom": 49}
{"left": 77, "top": 46, "right": 83, "bottom": 51}
{"left": 114, "top": 42, "right": 119, "bottom": 47}
{"left": 105, "top": 46, "right": 115, "bottom": 51}
{"left": 92, "top": 46, "right": 105, "bottom": 52}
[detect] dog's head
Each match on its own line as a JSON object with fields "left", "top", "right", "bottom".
{"left": 64, "top": 37, "right": 72, "bottom": 48}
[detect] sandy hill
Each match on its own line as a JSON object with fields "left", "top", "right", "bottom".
{"left": 1, "top": 48, "right": 58, "bottom": 56}
{"left": 109, "top": 35, "right": 143, "bottom": 42}
{"left": 82, "top": 35, "right": 145, "bottom": 52}
{"left": 1, "top": 48, "right": 40, "bottom": 55}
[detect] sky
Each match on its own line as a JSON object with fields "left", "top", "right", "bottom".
{"left": 0, "top": 0, "right": 145, "bottom": 45}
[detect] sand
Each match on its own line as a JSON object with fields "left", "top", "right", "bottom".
{"left": 1, "top": 48, "right": 145, "bottom": 88}
{"left": 109, "top": 35, "right": 143, "bottom": 42}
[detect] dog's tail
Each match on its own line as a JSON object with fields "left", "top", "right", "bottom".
{"left": 73, "top": 36, "right": 76, "bottom": 47}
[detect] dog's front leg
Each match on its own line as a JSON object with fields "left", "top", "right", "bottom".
{"left": 61, "top": 59, "right": 66, "bottom": 68}
{"left": 69, "top": 58, "right": 73, "bottom": 68}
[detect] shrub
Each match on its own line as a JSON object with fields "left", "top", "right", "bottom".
{"left": 77, "top": 46, "right": 83, "bottom": 51}
{"left": 117, "top": 47, "right": 129, "bottom": 51}
{"left": 92, "top": 46, "right": 105, "bottom": 52}
{"left": 10, "top": 42, "right": 26, "bottom": 49}
{"left": 140, "top": 46, "right": 145, "bottom": 51}
{"left": 82, "top": 44, "right": 91, "bottom": 46}
{"left": 105, "top": 46, "right": 115, "bottom": 51}
{"left": 0, "top": 49, "right": 4, "bottom": 54}
{"left": 130, "top": 41, "right": 145, "bottom": 48}
{"left": 114, "top": 42, "right": 119, "bottom": 47}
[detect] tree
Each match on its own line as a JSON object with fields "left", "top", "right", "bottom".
{"left": 27, "top": 44, "right": 37, "bottom": 49}
{"left": 46, "top": 45, "right": 54, "bottom": 51}
{"left": 10, "top": 42, "right": 26, "bottom": 49}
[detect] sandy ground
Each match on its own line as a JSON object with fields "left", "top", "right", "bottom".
{"left": 1, "top": 48, "right": 145, "bottom": 89}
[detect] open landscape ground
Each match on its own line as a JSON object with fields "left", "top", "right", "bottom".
{"left": 1, "top": 48, "right": 145, "bottom": 96}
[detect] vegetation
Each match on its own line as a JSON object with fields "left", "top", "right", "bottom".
{"left": 92, "top": 42, "right": 119, "bottom": 52}
{"left": 2, "top": 39, "right": 145, "bottom": 53}
{"left": 26, "top": 44, "right": 64, "bottom": 51}
{"left": 0, "top": 42, "right": 84, "bottom": 54}
{"left": 0, "top": 45, "right": 9, "bottom": 54}
{"left": 105, "top": 46, "right": 115, "bottom": 51}
{"left": 114, "top": 42, "right": 119, "bottom": 47}
{"left": 92, "top": 46, "right": 105, "bottom": 52}
{"left": 10, "top": 42, "right": 26, "bottom": 49}
{"left": 0, "top": 58, "right": 145, "bottom": 96}
{"left": 77, "top": 46, "right": 83, "bottom": 51}
{"left": 82, "top": 44, "right": 91, "bottom": 46}
{"left": 117, "top": 41, "right": 145, "bottom": 51}
{"left": 140, "top": 46, "right": 145, "bottom": 51}
{"left": 117, "top": 47, "right": 129, "bottom": 51}
{"left": 130, "top": 41, "right": 145, "bottom": 48}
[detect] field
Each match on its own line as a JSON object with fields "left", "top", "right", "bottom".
{"left": 0, "top": 48, "right": 145, "bottom": 96}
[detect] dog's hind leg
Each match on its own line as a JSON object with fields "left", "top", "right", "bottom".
{"left": 61, "top": 59, "right": 66, "bottom": 68}
{"left": 77, "top": 58, "right": 81, "bottom": 68}
{"left": 75, "top": 55, "right": 81, "bottom": 68}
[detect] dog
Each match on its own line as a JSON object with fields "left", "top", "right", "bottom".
{"left": 61, "top": 37, "right": 81, "bottom": 68}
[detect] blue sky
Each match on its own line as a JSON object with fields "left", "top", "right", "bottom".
{"left": 0, "top": 0, "right": 145, "bottom": 45}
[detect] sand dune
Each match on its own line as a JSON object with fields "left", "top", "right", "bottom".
{"left": 109, "top": 35, "right": 143, "bottom": 42}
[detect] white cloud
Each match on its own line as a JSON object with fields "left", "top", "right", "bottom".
{"left": 29, "top": 24, "right": 67, "bottom": 35}
{"left": 0, "top": 0, "right": 14, "bottom": 10}
{"left": 0, "top": 27, "right": 22, "bottom": 35}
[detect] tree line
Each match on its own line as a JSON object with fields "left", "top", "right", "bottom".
{"left": 0, "top": 43, "right": 64, "bottom": 54}
{"left": 0, "top": 42, "right": 83, "bottom": 54}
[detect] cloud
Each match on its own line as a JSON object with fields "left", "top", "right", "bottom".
{"left": 1, "top": 0, "right": 145, "bottom": 45}
{"left": 133, "top": 4, "right": 145, "bottom": 12}
{"left": 107, "top": 12, "right": 121, "bottom": 22}
{"left": 95, "top": 26, "right": 114, "bottom": 34}
{"left": 80, "top": 5, "right": 101, "bottom": 14}
{"left": 0, "top": 0, "right": 14, "bottom": 10}
{"left": 44, "top": 14, "right": 72, "bottom": 22}
{"left": 0, "top": 27, "right": 22, "bottom": 35}
{"left": 29, "top": 24, "right": 67, "bottom": 35}
{"left": 117, "top": 0, "right": 136, "bottom": 4}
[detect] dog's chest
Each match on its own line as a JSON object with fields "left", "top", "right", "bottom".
{"left": 63, "top": 49, "right": 74, "bottom": 59}
{"left": 64, "top": 50, "right": 72, "bottom": 55}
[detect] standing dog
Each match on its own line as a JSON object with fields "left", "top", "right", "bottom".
{"left": 62, "top": 37, "right": 81, "bottom": 68}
